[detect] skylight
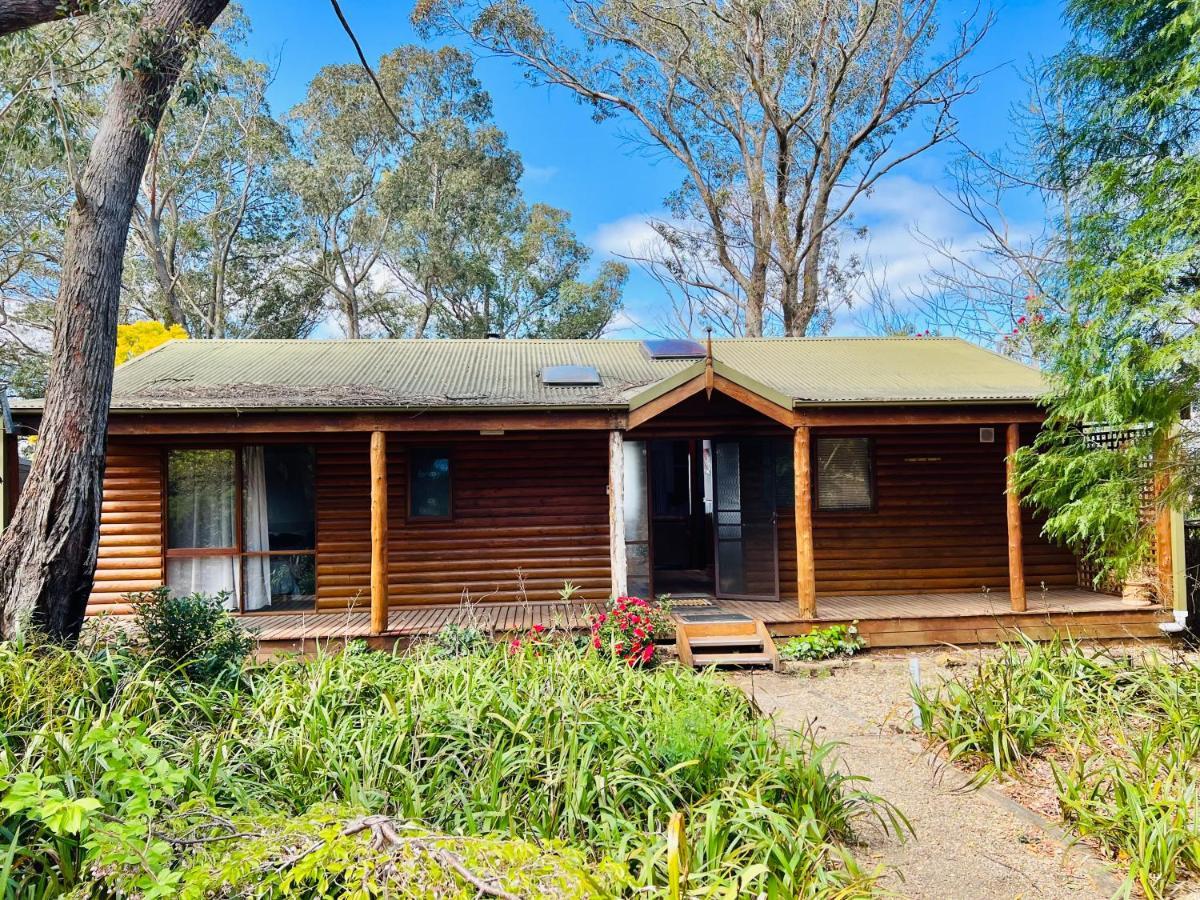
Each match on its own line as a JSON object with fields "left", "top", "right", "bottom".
{"left": 642, "top": 338, "right": 706, "bottom": 359}
{"left": 541, "top": 364, "right": 601, "bottom": 386}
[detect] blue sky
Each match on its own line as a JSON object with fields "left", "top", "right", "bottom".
{"left": 241, "top": 0, "right": 1070, "bottom": 338}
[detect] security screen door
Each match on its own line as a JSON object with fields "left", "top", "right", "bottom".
{"left": 712, "top": 438, "right": 780, "bottom": 601}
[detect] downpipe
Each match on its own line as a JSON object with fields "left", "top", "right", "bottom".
{"left": 1158, "top": 609, "right": 1189, "bottom": 634}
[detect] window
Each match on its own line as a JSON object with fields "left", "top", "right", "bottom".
{"left": 165, "top": 446, "right": 316, "bottom": 612}
{"left": 541, "top": 364, "right": 601, "bottom": 385}
{"left": 815, "top": 437, "right": 874, "bottom": 512}
{"left": 622, "top": 440, "right": 650, "bottom": 596}
{"left": 166, "top": 450, "right": 239, "bottom": 606}
{"left": 409, "top": 448, "right": 452, "bottom": 519}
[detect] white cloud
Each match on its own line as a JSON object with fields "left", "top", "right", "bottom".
{"left": 520, "top": 164, "right": 558, "bottom": 185}
{"left": 590, "top": 213, "right": 667, "bottom": 259}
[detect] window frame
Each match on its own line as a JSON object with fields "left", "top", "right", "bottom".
{"left": 407, "top": 445, "right": 454, "bottom": 522}
{"left": 813, "top": 435, "right": 877, "bottom": 515}
{"left": 161, "top": 443, "right": 318, "bottom": 613}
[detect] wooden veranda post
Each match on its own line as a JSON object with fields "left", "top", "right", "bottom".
{"left": 794, "top": 426, "right": 816, "bottom": 618}
{"left": 370, "top": 431, "right": 388, "bottom": 635}
{"left": 608, "top": 430, "right": 627, "bottom": 598}
{"left": 1153, "top": 432, "right": 1175, "bottom": 607}
{"left": 1005, "top": 423, "right": 1027, "bottom": 612}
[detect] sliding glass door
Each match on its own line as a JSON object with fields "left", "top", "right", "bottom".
{"left": 712, "top": 438, "right": 780, "bottom": 601}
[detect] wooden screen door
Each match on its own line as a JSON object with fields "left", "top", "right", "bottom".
{"left": 712, "top": 438, "right": 780, "bottom": 601}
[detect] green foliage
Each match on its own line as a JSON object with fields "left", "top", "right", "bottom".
{"left": 916, "top": 637, "right": 1200, "bottom": 896}
{"left": 427, "top": 621, "right": 490, "bottom": 658}
{"left": 130, "top": 587, "right": 252, "bottom": 681}
{"left": 99, "top": 803, "right": 626, "bottom": 899}
{"left": 779, "top": 625, "right": 866, "bottom": 662}
{"left": 0, "top": 637, "right": 893, "bottom": 897}
{"left": 1018, "top": 0, "right": 1200, "bottom": 581}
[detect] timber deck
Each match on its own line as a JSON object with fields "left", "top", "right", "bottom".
{"left": 217, "top": 588, "right": 1171, "bottom": 651}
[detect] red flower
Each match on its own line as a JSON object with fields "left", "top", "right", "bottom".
{"left": 532, "top": 624, "right": 546, "bottom": 634}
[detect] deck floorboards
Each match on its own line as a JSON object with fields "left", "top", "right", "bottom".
{"left": 216, "top": 588, "right": 1169, "bottom": 648}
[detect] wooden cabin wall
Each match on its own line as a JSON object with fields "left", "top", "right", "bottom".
{"left": 315, "top": 432, "right": 612, "bottom": 610}
{"left": 777, "top": 424, "right": 1078, "bottom": 598}
{"left": 87, "top": 441, "right": 164, "bottom": 615}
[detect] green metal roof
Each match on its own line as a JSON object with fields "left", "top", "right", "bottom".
{"left": 9, "top": 336, "right": 1046, "bottom": 414}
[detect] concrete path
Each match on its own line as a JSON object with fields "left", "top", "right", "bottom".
{"left": 732, "top": 655, "right": 1118, "bottom": 900}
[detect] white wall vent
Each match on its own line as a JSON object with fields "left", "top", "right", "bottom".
{"left": 979, "top": 427, "right": 995, "bottom": 443}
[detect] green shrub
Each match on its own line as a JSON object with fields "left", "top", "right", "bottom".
{"left": 0, "top": 638, "right": 896, "bottom": 898}
{"left": 779, "top": 624, "right": 865, "bottom": 661}
{"left": 130, "top": 587, "right": 253, "bottom": 680}
{"left": 428, "top": 622, "right": 490, "bottom": 658}
{"left": 587, "top": 595, "right": 664, "bottom": 665}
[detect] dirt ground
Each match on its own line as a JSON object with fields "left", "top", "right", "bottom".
{"left": 731, "top": 651, "right": 1123, "bottom": 900}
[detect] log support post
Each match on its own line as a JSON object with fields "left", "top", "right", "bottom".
{"left": 1005, "top": 423, "right": 1027, "bottom": 612}
{"left": 608, "top": 430, "right": 627, "bottom": 598}
{"left": 794, "top": 425, "right": 816, "bottom": 618}
{"left": 1153, "top": 432, "right": 1176, "bottom": 607}
{"left": 370, "top": 430, "right": 388, "bottom": 635}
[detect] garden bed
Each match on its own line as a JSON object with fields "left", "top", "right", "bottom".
{"left": 0, "top": 616, "right": 900, "bottom": 898}
{"left": 914, "top": 637, "right": 1200, "bottom": 898}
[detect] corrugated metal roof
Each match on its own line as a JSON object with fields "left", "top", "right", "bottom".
{"left": 9, "top": 336, "right": 1046, "bottom": 412}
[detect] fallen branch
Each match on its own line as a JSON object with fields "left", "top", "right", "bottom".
{"left": 265, "top": 814, "right": 522, "bottom": 899}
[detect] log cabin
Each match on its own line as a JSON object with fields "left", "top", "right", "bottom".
{"left": 0, "top": 336, "right": 1182, "bottom": 647}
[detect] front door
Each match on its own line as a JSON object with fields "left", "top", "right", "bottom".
{"left": 712, "top": 438, "right": 780, "bottom": 600}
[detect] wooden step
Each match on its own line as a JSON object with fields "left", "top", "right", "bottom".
{"left": 691, "top": 652, "right": 774, "bottom": 667}
{"left": 676, "top": 618, "right": 778, "bottom": 671}
{"left": 687, "top": 635, "right": 764, "bottom": 649}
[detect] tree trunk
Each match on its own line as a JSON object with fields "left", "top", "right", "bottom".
{"left": 744, "top": 254, "right": 768, "bottom": 337}
{"left": 795, "top": 232, "right": 823, "bottom": 336}
{"left": 0, "top": 0, "right": 230, "bottom": 641}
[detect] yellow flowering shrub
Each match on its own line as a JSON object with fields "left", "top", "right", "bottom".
{"left": 115, "top": 321, "right": 187, "bottom": 366}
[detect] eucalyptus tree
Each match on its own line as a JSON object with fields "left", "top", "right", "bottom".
{"left": 416, "top": 0, "right": 986, "bottom": 336}
{"left": 0, "top": 0, "right": 231, "bottom": 640}
{"left": 287, "top": 44, "right": 625, "bottom": 339}
{"left": 438, "top": 202, "right": 626, "bottom": 339}
{"left": 0, "top": 7, "right": 125, "bottom": 395}
{"left": 122, "top": 14, "right": 304, "bottom": 339}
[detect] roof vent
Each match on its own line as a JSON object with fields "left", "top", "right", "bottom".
{"left": 642, "top": 338, "right": 706, "bottom": 359}
{"left": 541, "top": 364, "right": 601, "bottom": 386}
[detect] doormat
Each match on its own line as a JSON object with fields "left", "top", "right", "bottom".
{"left": 674, "top": 610, "right": 753, "bottom": 623}
{"left": 665, "top": 597, "right": 715, "bottom": 608}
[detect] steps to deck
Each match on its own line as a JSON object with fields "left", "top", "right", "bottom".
{"left": 675, "top": 613, "right": 778, "bottom": 670}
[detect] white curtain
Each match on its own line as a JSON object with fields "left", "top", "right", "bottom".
{"left": 167, "top": 557, "right": 241, "bottom": 611}
{"left": 242, "top": 446, "right": 272, "bottom": 611}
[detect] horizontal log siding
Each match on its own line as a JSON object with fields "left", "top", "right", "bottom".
{"left": 777, "top": 426, "right": 1078, "bottom": 597}
{"left": 87, "top": 442, "right": 163, "bottom": 614}
{"left": 315, "top": 433, "right": 611, "bottom": 609}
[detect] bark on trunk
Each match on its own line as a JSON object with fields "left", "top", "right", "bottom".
{"left": 0, "top": 0, "right": 94, "bottom": 36}
{"left": 0, "top": 0, "right": 230, "bottom": 641}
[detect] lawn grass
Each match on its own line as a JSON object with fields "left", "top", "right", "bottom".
{"left": 914, "top": 636, "right": 1200, "bottom": 898}
{"left": 0, "top": 633, "right": 898, "bottom": 897}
